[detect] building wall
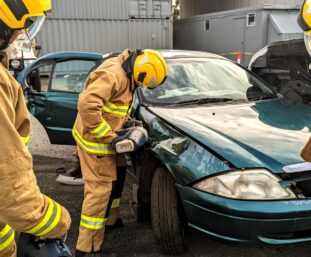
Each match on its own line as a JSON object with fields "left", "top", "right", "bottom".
{"left": 180, "top": 0, "right": 303, "bottom": 18}
{"left": 37, "top": 0, "right": 173, "bottom": 55}
{"left": 174, "top": 7, "right": 302, "bottom": 66}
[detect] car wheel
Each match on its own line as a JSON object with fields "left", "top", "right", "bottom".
{"left": 151, "top": 166, "right": 188, "bottom": 254}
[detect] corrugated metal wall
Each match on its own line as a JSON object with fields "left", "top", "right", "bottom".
{"left": 37, "top": 0, "right": 173, "bottom": 55}
{"left": 180, "top": 0, "right": 303, "bottom": 18}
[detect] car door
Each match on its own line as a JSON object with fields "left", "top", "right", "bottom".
{"left": 26, "top": 58, "right": 100, "bottom": 145}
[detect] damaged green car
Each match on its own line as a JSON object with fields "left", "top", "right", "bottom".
{"left": 18, "top": 50, "right": 311, "bottom": 254}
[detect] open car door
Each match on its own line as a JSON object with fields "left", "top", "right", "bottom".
{"left": 19, "top": 53, "right": 102, "bottom": 145}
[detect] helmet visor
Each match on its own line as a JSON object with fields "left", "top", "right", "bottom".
{"left": 304, "top": 31, "right": 311, "bottom": 57}
{"left": 26, "top": 16, "right": 46, "bottom": 41}
{"left": 14, "top": 33, "right": 33, "bottom": 52}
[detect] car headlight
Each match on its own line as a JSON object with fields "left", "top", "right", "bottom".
{"left": 10, "top": 59, "right": 21, "bottom": 69}
{"left": 193, "top": 169, "right": 296, "bottom": 200}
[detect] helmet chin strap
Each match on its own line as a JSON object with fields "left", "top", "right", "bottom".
{"left": 0, "top": 21, "right": 15, "bottom": 51}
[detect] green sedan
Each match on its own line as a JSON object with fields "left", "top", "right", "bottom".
{"left": 17, "top": 50, "right": 311, "bottom": 254}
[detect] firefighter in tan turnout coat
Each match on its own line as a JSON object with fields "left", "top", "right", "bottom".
{"left": 0, "top": 1, "right": 71, "bottom": 257}
{"left": 298, "top": 0, "right": 311, "bottom": 161}
{"left": 73, "top": 49, "right": 167, "bottom": 257}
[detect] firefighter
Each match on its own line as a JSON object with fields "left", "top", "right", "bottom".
{"left": 73, "top": 49, "right": 167, "bottom": 257}
{"left": 298, "top": 0, "right": 311, "bottom": 161}
{"left": 0, "top": 1, "right": 71, "bottom": 257}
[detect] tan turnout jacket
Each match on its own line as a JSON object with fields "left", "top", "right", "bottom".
{"left": 301, "top": 137, "right": 311, "bottom": 162}
{"left": 73, "top": 49, "right": 134, "bottom": 155}
{"left": 0, "top": 53, "right": 70, "bottom": 256}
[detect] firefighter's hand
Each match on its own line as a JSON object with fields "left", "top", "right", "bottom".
{"left": 123, "top": 118, "right": 143, "bottom": 128}
{"left": 111, "top": 130, "right": 133, "bottom": 149}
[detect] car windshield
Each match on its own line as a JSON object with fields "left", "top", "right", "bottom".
{"left": 140, "top": 58, "right": 276, "bottom": 105}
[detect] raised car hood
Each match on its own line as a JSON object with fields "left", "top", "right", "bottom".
{"left": 149, "top": 98, "right": 311, "bottom": 173}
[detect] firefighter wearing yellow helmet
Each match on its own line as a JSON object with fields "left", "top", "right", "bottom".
{"left": 0, "top": 1, "right": 71, "bottom": 257}
{"left": 73, "top": 49, "right": 167, "bottom": 257}
{"left": 298, "top": 1, "right": 311, "bottom": 162}
{"left": 298, "top": 0, "right": 311, "bottom": 56}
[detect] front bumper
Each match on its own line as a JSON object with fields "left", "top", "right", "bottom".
{"left": 176, "top": 185, "right": 311, "bottom": 244}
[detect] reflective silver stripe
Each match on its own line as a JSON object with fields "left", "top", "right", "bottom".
{"left": 0, "top": 229, "right": 13, "bottom": 245}
{"left": 104, "top": 104, "right": 128, "bottom": 114}
{"left": 102, "top": 102, "right": 129, "bottom": 117}
{"left": 92, "top": 122, "right": 110, "bottom": 138}
{"left": 80, "top": 215, "right": 106, "bottom": 230}
{"left": 28, "top": 200, "right": 57, "bottom": 235}
{"left": 111, "top": 198, "right": 121, "bottom": 209}
{"left": 81, "top": 218, "right": 104, "bottom": 227}
{"left": 72, "top": 126, "right": 115, "bottom": 155}
{"left": 0, "top": 225, "right": 14, "bottom": 251}
{"left": 25, "top": 197, "right": 62, "bottom": 236}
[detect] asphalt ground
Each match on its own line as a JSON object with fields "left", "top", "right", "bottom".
{"left": 29, "top": 115, "right": 311, "bottom": 257}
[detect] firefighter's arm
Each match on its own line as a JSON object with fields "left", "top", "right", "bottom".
{"left": 77, "top": 69, "right": 118, "bottom": 142}
{"left": 14, "top": 85, "right": 31, "bottom": 146}
{"left": 301, "top": 136, "right": 311, "bottom": 162}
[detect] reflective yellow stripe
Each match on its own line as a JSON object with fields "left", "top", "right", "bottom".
{"left": 90, "top": 120, "right": 111, "bottom": 139}
{"left": 128, "top": 96, "right": 135, "bottom": 116}
{"left": 80, "top": 214, "right": 107, "bottom": 230}
{"left": 103, "top": 102, "right": 129, "bottom": 117}
{"left": 0, "top": 225, "right": 14, "bottom": 252}
{"left": 111, "top": 198, "right": 121, "bottom": 209}
{"left": 25, "top": 197, "right": 61, "bottom": 236}
{"left": 21, "top": 135, "right": 30, "bottom": 145}
{"left": 72, "top": 126, "right": 116, "bottom": 155}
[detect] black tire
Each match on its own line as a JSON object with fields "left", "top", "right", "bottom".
{"left": 151, "top": 167, "right": 188, "bottom": 255}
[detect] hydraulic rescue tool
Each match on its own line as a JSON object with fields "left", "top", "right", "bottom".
{"left": 113, "top": 119, "right": 149, "bottom": 154}
{"left": 17, "top": 233, "right": 72, "bottom": 257}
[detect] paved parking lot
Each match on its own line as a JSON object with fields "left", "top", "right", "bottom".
{"left": 29, "top": 115, "right": 311, "bottom": 257}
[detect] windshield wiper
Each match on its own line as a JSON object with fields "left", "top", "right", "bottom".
{"left": 174, "top": 97, "right": 234, "bottom": 106}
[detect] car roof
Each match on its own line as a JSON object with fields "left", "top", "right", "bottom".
{"left": 37, "top": 50, "right": 226, "bottom": 62}
{"left": 157, "top": 49, "right": 227, "bottom": 60}
{"left": 37, "top": 51, "right": 102, "bottom": 61}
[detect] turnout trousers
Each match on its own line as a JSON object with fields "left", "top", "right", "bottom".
{"left": 76, "top": 146, "right": 121, "bottom": 253}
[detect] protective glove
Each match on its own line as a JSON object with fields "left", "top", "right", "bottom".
{"left": 123, "top": 118, "right": 143, "bottom": 128}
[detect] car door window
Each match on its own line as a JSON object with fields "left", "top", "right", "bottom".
{"left": 26, "top": 64, "right": 53, "bottom": 92}
{"left": 51, "top": 60, "right": 96, "bottom": 93}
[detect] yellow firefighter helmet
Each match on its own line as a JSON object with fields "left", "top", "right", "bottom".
{"left": 298, "top": 0, "right": 311, "bottom": 56}
{"left": 0, "top": 0, "right": 51, "bottom": 29}
{"left": 0, "top": 0, "right": 52, "bottom": 50}
{"left": 133, "top": 49, "right": 168, "bottom": 89}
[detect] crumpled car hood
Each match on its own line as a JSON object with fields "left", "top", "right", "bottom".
{"left": 149, "top": 98, "right": 311, "bottom": 173}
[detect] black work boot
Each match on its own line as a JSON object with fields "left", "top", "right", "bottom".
{"left": 105, "top": 218, "right": 124, "bottom": 233}
{"left": 75, "top": 250, "right": 116, "bottom": 257}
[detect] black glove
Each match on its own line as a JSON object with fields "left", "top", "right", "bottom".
{"left": 123, "top": 118, "right": 143, "bottom": 129}
{"left": 111, "top": 130, "right": 133, "bottom": 149}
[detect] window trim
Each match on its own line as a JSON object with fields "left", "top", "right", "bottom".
{"left": 247, "top": 13, "right": 256, "bottom": 27}
{"left": 48, "top": 59, "right": 97, "bottom": 94}
{"left": 204, "top": 20, "right": 210, "bottom": 31}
